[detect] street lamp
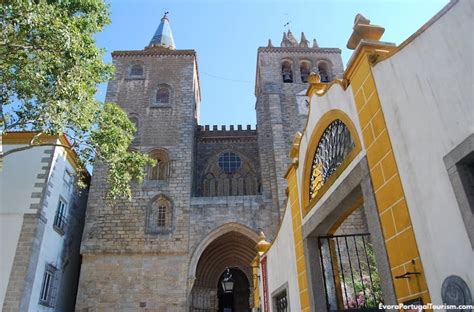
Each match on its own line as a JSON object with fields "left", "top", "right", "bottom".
{"left": 221, "top": 268, "right": 234, "bottom": 293}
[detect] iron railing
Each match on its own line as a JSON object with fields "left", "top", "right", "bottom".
{"left": 318, "top": 233, "right": 383, "bottom": 312}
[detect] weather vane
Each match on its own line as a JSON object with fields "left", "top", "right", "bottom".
{"left": 283, "top": 21, "right": 291, "bottom": 31}
{"left": 283, "top": 12, "right": 291, "bottom": 31}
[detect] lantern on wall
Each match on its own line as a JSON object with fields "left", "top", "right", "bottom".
{"left": 221, "top": 268, "right": 234, "bottom": 293}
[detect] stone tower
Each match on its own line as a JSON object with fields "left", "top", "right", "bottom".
{"left": 255, "top": 30, "right": 344, "bottom": 217}
{"left": 76, "top": 14, "right": 201, "bottom": 310}
{"left": 76, "top": 17, "right": 344, "bottom": 311}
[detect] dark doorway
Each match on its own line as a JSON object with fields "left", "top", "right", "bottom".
{"left": 217, "top": 268, "right": 250, "bottom": 312}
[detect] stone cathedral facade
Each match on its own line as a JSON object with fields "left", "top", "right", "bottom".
{"left": 76, "top": 14, "right": 344, "bottom": 311}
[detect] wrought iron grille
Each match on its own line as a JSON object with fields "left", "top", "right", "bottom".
{"left": 157, "top": 205, "right": 166, "bottom": 227}
{"left": 318, "top": 233, "right": 383, "bottom": 312}
{"left": 309, "top": 120, "right": 355, "bottom": 199}
{"left": 275, "top": 291, "right": 288, "bottom": 312}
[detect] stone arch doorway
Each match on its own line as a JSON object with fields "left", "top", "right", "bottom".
{"left": 189, "top": 223, "right": 258, "bottom": 312}
{"left": 217, "top": 268, "right": 250, "bottom": 312}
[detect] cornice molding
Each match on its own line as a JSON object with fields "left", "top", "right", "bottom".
{"left": 257, "top": 47, "right": 341, "bottom": 54}
{"left": 112, "top": 49, "right": 196, "bottom": 58}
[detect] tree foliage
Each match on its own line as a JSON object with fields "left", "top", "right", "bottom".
{"left": 0, "top": 0, "right": 154, "bottom": 199}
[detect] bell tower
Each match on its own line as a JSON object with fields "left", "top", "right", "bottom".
{"left": 76, "top": 13, "right": 201, "bottom": 310}
{"left": 255, "top": 30, "right": 344, "bottom": 216}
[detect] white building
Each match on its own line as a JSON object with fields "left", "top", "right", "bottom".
{"left": 1, "top": 132, "right": 89, "bottom": 311}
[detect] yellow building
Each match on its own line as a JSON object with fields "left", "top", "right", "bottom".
{"left": 256, "top": 1, "right": 473, "bottom": 311}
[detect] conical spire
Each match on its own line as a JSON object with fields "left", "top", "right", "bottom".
{"left": 286, "top": 30, "right": 298, "bottom": 46}
{"left": 299, "top": 32, "right": 310, "bottom": 47}
{"left": 149, "top": 13, "right": 175, "bottom": 49}
{"left": 280, "top": 31, "right": 289, "bottom": 47}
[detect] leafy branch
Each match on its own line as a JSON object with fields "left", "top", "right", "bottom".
{"left": 0, "top": 0, "right": 154, "bottom": 199}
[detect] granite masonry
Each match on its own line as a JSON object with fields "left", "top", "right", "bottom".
{"left": 75, "top": 15, "right": 348, "bottom": 312}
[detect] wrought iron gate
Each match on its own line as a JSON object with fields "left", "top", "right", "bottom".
{"left": 318, "top": 233, "right": 383, "bottom": 312}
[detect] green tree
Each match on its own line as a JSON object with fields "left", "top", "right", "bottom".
{"left": 0, "top": 0, "right": 154, "bottom": 199}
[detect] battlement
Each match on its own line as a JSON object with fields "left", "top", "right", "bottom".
{"left": 196, "top": 125, "right": 257, "bottom": 139}
{"left": 198, "top": 124, "right": 256, "bottom": 131}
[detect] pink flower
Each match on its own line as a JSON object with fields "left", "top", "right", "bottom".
{"left": 356, "top": 293, "right": 365, "bottom": 306}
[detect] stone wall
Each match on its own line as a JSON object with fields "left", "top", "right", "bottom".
{"left": 81, "top": 50, "right": 198, "bottom": 254}
{"left": 335, "top": 205, "right": 369, "bottom": 236}
{"left": 188, "top": 196, "right": 276, "bottom": 254}
{"left": 77, "top": 49, "right": 200, "bottom": 309}
{"left": 76, "top": 253, "right": 189, "bottom": 311}
{"left": 194, "top": 126, "right": 260, "bottom": 197}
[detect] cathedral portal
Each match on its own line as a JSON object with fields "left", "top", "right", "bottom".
{"left": 189, "top": 224, "right": 258, "bottom": 311}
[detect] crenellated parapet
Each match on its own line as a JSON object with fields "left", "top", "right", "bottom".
{"left": 196, "top": 125, "right": 257, "bottom": 141}
{"left": 194, "top": 124, "right": 261, "bottom": 198}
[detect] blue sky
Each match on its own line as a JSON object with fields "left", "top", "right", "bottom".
{"left": 95, "top": 0, "right": 448, "bottom": 126}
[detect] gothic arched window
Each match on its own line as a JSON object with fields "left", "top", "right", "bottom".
{"left": 281, "top": 60, "right": 293, "bottom": 83}
{"left": 201, "top": 151, "right": 259, "bottom": 197}
{"left": 300, "top": 61, "right": 311, "bottom": 83}
{"left": 309, "top": 120, "right": 355, "bottom": 199}
{"left": 147, "top": 195, "right": 173, "bottom": 234}
{"left": 203, "top": 173, "right": 217, "bottom": 197}
{"left": 148, "top": 149, "right": 170, "bottom": 181}
{"left": 317, "top": 62, "right": 331, "bottom": 83}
